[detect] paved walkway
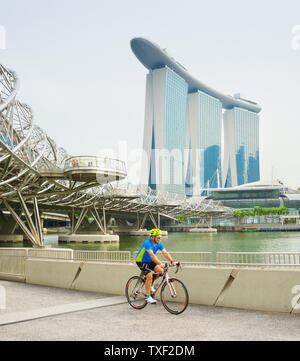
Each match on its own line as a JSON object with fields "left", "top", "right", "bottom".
{"left": 1, "top": 280, "right": 300, "bottom": 341}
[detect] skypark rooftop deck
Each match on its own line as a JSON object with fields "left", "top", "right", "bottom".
{"left": 131, "top": 37, "right": 261, "bottom": 113}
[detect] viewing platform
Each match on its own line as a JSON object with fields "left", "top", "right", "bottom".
{"left": 64, "top": 156, "right": 126, "bottom": 182}
{"left": 40, "top": 156, "right": 127, "bottom": 183}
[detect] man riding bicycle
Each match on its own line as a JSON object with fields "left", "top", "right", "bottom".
{"left": 136, "top": 228, "right": 178, "bottom": 304}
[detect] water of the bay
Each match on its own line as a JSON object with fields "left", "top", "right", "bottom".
{"left": 2, "top": 232, "right": 300, "bottom": 256}
{"left": 26, "top": 231, "right": 300, "bottom": 254}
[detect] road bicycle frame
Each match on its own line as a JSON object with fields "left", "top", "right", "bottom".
{"left": 140, "top": 263, "right": 180, "bottom": 298}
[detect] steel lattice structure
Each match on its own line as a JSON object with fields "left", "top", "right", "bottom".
{"left": 0, "top": 65, "right": 68, "bottom": 198}
{"left": 0, "top": 63, "right": 230, "bottom": 246}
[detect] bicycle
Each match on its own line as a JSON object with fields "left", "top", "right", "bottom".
{"left": 125, "top": 262, "right": 189, "bottom": 315}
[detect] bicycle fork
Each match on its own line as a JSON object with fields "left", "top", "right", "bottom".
{"left": 165, "top": 274, "right": 177, "bottom": 298}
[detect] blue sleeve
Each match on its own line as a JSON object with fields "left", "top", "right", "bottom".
{"left": 159, "top": 242, "right": 165, "bottom": 251}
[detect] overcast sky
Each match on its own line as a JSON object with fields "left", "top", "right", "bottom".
{"left": 1, "top": 0, "right": 300, "bottom": 188}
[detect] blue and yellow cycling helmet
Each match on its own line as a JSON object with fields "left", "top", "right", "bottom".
{"left": 150, "top": 228, "right": 161, "bottom": 237}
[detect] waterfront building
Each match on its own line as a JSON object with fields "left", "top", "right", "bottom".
{"left": 186, "top": 91, "right": 222, "bottom": 196}
{"left": 208, "top": 179, "right": 300, "bottom": 212}
{"left": 141, "top": 67, "right": 188, "bottom": 196}
{"left": 223, "top": 106, "right": 260, "bottom": 188}
{"left": 131, "top": 38, "right": 261, "bottom": 196}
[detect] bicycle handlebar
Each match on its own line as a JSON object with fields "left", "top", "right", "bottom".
{"left": 163, "top": 262, "right": 182, "bottom": 274}
{"left": 150, "top": 262, "right": 182, "bottom": 276}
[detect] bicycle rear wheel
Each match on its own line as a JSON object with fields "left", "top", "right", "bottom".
{"left": 161, "top": 278, "right": 189, "bottom": 315}
{"left": 125, "top": 276, "right": 147, "bottom": 310}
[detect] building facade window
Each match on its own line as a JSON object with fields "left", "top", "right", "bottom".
{"left": 223, "top": 107, "right": 260, "bottom": 187}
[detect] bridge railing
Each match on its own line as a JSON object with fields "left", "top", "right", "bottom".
{"left": 2, "top": 249, "right": 300, "bottom": 276}
{"left": 0, "top": 248, "right": 28, "bottom": 277}
{"left": 168, "top": 252, "right": 214, "bottom": 266}
{"left": 133, "top": 251, "right": 214, "bottom": 266}
{"left": 64, "top": 156, "right": 127, "bottom": 173}
{"left": 73, "top": 250, "right": 131, "bottom": 263}
{"left": 27, "top": 248, "right": 74, "bottom": 260}
{"left": 215, "top": 252, "right": 300, "bottom": 268}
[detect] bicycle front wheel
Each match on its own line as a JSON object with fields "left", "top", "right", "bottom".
{"left": 125, "top": 276, "right": 147, "bottom": 310}
{"left": 161, "top": 278, "right": 189, "bottom": 315}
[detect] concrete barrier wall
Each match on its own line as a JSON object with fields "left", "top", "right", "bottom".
{"left": 215, "top": 268, "right": 300, "bottom": 313}
{"left": 25, "top": 259, "right": 82, "bottom": 289}
{"left": 73, "top": 263, "right": 138, "bottom": 295}
{"left": 23, "top": 259, "right": 300, "bottom": 314}
{"left": 175, "top": 267, "right": 232, "bottom": 305}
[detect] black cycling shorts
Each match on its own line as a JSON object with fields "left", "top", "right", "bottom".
{"left": 136, "top": 261, "right": 157, "bottom": 275}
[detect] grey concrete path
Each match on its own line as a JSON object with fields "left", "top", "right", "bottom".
{"left": 0, "top": 280, "right": 126, "bottom": 326}
{"left": 0, "top": 296, "right": 126, "bottom": 326}
{"left": 1, "top": 280, "right": 300, "bottom": 341}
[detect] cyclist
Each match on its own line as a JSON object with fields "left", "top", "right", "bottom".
{"left": 135, "top": 228, "right": 178, "bottom": 304}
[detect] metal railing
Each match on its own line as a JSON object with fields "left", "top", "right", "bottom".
{"left": 215, "top": 252, "right": 300, "bottom": 268}
{"left": 0, "top": 248, "right": 28, "bottom": 276}
{"left": 64, "top": 156, "right": 126, "bottom": 173}
{"left": 133, "top": 251, "right": 214, "bottom": 267}
{"left": 73, "top": 250, "right": 131, "bottom": 264}
{"left": 168, "top": 252, "right": 213, "bottom": 266}
{"left": 27, "top": 248, "right": 74, "bottom": 260}
{"left": 2, "top": 249, "right": 300, "bottom": 277}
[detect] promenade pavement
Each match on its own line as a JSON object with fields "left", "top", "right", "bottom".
{"left": 0, "top": 280, "right": 300, "bottom": 341}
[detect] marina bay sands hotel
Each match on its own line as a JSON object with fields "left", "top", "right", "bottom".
{"left": 131, "top": 38, "right": 261, "bottom": 197}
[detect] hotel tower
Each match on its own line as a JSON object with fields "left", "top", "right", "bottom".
{"left": 131, "top": 38, "right": 261, "bottom": 196}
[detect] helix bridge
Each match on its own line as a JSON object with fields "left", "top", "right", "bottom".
{"left": 0, "top": 63, "right": 229, "bottom": 247}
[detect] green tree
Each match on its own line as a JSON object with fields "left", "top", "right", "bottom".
{"left": 254, "top": 206, "right": 263, "bottom": 216}
{"left": 234, "top": 206, "right": 289, "bottom": 218}
{"left": 233, "top": 210, "right": 241, "bottom": 217}
{"left": 281, "top": 206, "right": 289, "bottom": 215}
